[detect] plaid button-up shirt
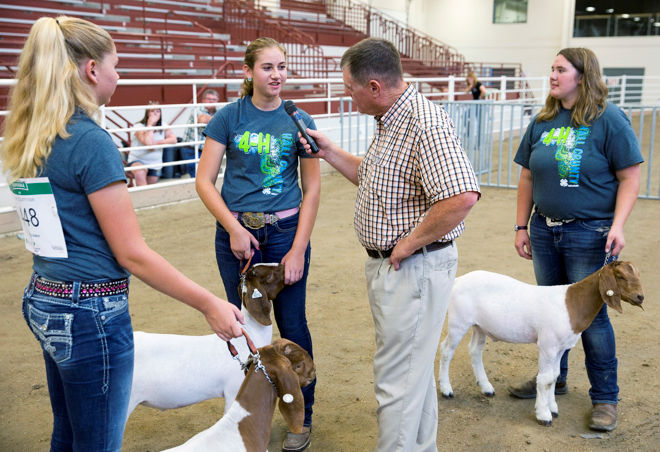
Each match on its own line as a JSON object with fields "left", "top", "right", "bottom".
{"left": 182, "top": 105, "right": 213, "bottom": 145}
{"left": 355, "top": 84, "right": 480, "bottom": 251}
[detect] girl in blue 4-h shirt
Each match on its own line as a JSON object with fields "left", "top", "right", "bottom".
{"left": 511, "top": 47, "right": 643, "bottom": 433}
{"left": 196, "top": 37, "right": 320, "bottom": 452}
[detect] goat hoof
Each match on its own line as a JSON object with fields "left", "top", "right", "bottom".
{"left": 552, "top": 411, "right": 558, "bottom": 418}
{"left": 483, "top": 391, "right": 495, "bottom": 397}
{"left": 537, "top": 419, "right": 552, "bottom": 427}
{"left": 441, "top": 392, "right": 454, "bottom": 399}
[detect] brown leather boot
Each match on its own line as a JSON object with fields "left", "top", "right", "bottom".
{"left": 282, "top": 426, "right": 311, "bottom": 452}
{"left": 589, "top": 403, "right": 617, "bottom": 431}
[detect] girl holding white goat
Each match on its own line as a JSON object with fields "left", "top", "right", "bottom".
{"left": 512, "top": 47, "right": 643, "bottom": 432}
{"left": 195, "top": 37, "right": 320, "bottom": 452}
{"left": 1, "top": 16, "right": 243, "bottom": 451}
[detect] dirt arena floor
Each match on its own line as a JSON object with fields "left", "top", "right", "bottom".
{"left": 1, "top": 171, "right": 658, "bottom": 451}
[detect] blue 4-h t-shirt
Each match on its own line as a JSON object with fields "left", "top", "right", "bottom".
{"left": 203, "top": 96, "right": 316, "bottom": 213}
{"left": 514, "top": 103, "right": 643, "bottom": 220}
{"left": 33, "top": 111, "right": 129, "bottom": 281}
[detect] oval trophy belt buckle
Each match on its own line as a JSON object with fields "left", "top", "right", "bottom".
{"left": 241, "top": 212, "right": 266, "bottom": 229}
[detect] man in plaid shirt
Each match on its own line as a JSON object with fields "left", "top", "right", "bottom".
{"left": 300, "top": 38, "right": 480, "bottom": 451}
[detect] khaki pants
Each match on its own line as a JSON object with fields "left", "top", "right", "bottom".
{"left": 365, "top": 244, "right": 458, "bottom": 452}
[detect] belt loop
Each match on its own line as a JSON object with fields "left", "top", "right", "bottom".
{"left": 26, "top": 273, "right": 37, "bottom": 297}
{"left": 72, "top": 281, "right": 81, "bottom": 304}
{"left": 421, "top": 245, "right": 428, "bottom": 256}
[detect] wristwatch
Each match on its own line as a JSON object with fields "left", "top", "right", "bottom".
{"left": 513, "top": 224, "right": 528, "bottom": 231}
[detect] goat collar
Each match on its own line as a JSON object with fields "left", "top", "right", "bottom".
{"left": 227, "top": 329, "right": 278, "bottom": 394}
{"left": 245, "top": 355, "right": 279, "bottom": 396}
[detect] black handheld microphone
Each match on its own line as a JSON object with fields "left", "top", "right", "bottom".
{"left": 283, "top": 100, "right": 319, "bottom": 153}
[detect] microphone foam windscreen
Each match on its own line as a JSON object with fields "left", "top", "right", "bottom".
{"left": 283, "top": 100, "right": 296, "bottom": 115}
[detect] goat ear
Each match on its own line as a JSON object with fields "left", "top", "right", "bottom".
{"left": 265, "top": 270, "right": 277, "bottom": 283}
{"left": 272, "top": 339, "right": 299, "bottom": 361}
{"left": 599, "top": 265, "right": 623, "bottom": 313}
{"left": 275, "top": 364, "right": 305, "bottom": 434}
{"left": 263, "top": 265, "right": 286, "bottom": 301}
{"left": 244, "top": 282, "right": 272, "bottom": 326}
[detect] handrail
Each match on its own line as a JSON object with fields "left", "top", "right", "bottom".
{"left": 166, "top": 61, "right": 240, "bottom": 125}
{"left": 104, "top": 109, "right": 134, "bottom": 146}
{"left": 321, "top": 0, "right": 465, "bottom": 74}
{"left": 221, "top": 0, "right": 330, "bottom": 78}
{"left": 163, "top": 9, "right": 226, "bottom": 77}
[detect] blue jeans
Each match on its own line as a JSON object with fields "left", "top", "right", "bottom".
{"left": 530, "top": 212, "right": 618, "bottom": 404}
{"left": 161, "top": 146, "right": 183, "bottom": 179}
{"left": 214, "top": 213, "right": 315, "bottom": 425}
{"left": 22, "top": 274, "right": 134, "bottom": 451}
{"left": 180, "top": 146, "right": 200, "bottom": 178}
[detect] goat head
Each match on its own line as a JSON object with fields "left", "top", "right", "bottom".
{"left": 598, "top": 261, "right": 644, "bottom": 313}
{"left": 271, "top": 338, "right": 316, "bottom": 387}
{"left": 257, "top": 341, "right": 314, "bottom": 435}
{"left": 239, "top": 263, "right": 285, "bottom": 326}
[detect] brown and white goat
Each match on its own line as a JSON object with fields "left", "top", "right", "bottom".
{"left": 161, "top": 338, "right": 316, "bottom": 452}
{"left": 128, "top": 263, "right": 285, "bottom": 415}
{"left": 438, "top": 261, "right": 644, "bottom": 426}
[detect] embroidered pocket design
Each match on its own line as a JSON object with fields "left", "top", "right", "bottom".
{"left": 27, "top": 305, "right": 73, "bottom": 363}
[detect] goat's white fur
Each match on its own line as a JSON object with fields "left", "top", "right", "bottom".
{"left": 128, "top": 305, "right": 272, "bottom": 415}
{"left": 438, "top": 263, "right": 643, "bottom": 425}
{"left": 161, "top": 402, "right": 252, "bottom": 452}
{"left": 439, "top": 271, "right": 588, "bottom": 424}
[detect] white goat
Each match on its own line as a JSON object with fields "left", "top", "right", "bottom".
{"left": 438, "top": 261, "right": 644, "bottom": 425}
{"left": 161, "top": 338, "right": 316, "bottom": 452}
{"left": 128, "top": 263, "right": 285, "bottom": 415}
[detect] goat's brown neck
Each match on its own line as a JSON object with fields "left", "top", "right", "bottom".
{"left": 236, "top": 367, "right": 278, "bottom": 452}
{"left": 565, "top": 270, "right": 604, "bottom": 334}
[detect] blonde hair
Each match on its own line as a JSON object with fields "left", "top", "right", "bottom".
{"left": 466, "top": 71, "right": 479, "bottom": 85}
{"left": 537, "top": 47, "right": 608, "bottom": 127}
{"left": 240, "top": 37, "right": 286, "bottom": 98}
{"left": 0, "top": 16, "right": 114, "bottom": 181}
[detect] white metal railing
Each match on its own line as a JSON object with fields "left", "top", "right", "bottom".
{"left": 1, "top": 75, "right": 659, "bottom": 216}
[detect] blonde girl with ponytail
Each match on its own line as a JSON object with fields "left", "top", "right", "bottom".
{"left": 1, "top": 16, "right": 243, "bottom": 451}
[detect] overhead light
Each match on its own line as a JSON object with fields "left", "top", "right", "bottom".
{"left": 606, "top": 8, "right": 614, "bottom": 13}
{"left": 621, "top": 14, "right": 630, "bottom": 18}
{"left": 633, "top": 17, "right": 640, "bottom": 21}
{"left": 654, "top": 22, "right": 660, "bottom": 27}
{"left": 586, "top": 6, "right": 595, "bottom": 12}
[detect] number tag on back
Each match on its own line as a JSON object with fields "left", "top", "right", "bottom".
{"left": 10, "top": 177, "right": 68, "bottom": 258}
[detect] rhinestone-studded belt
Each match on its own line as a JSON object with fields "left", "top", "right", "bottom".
{"left": 33, "top": 276, "right": 129, "bottom": 299}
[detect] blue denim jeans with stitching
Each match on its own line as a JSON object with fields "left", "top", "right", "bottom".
{"left": 214, "top": 213, "right": 316, "bottom": 425}
{"left": 22, "top": 273, "right": 134, "bottom": 451}
{"left": 530, "top": 212, "right": 618, "bottom": 405}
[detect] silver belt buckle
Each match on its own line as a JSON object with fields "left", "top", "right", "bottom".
{"left": 545, "top": 217, "right": 574, "bottom": 227}
{"left": 545, "top": 217, "right": 563, "bottom": 227}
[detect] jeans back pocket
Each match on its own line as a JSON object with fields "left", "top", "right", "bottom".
{"left": 100, "top": 294, "right": 129, "bottom": 324}
{"left": 27, "top": 304, "right": 73, "bottom": 364}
